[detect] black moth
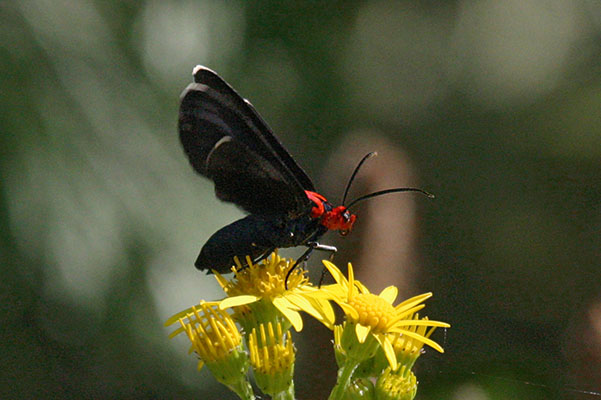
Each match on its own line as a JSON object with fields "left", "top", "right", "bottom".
{"left": 178, "top": 66, "right": 429, "bottom": 274}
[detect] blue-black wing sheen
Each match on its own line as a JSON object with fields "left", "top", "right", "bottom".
{"left": 191, "top": 66, "right": 315, "bottom": 192}
{"left": 204, "top": 137, "right": 308, "bottom": 215}
{"left": 179, "top": 66, "right": 314, "bottom": 216}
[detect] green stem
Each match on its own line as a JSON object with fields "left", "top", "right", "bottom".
{"left": 227, "top": 378, "right": 255, "bottom": 400}
{"left": 272, "top": 384, "right": 295, "bottom": 400}
{"left": 328, "top": 359, "right": 360, "bottom": 400}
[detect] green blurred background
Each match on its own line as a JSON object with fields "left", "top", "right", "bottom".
{"left": 2, "top": 1, "right": 601, "bottom": 399}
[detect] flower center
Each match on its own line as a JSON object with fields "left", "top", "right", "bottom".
{"left": 230, "top": 254, "right": 309, "bottom": 298}
{"left": 348, "top": 292, "right": 395, "bottom": 332}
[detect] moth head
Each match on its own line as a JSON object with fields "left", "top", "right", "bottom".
{"left": 322, "top": 206, "right": 356, "bottom": 235}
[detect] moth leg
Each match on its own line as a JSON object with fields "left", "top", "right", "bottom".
{"left": 307, "top": 242, "right": 338, "bottom": 288}
{"left": 308, "top": 242, "right": 337, "bottom": 257}
{"left": 285, "top": 242, "right": 337, "bottom": 289}
{"left": 285, "top": 246, "right": 313, "bottom": 289}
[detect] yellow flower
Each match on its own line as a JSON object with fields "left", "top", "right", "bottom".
{"left": 248, "top": 321, "right": 295, "bottom": 396}
{"left": 165, "top": 302, "right": 254, "bottom": 399}
{"left": 389, "top": 313, "right": 441, "bottom": 371}
{"left": 215, "top": 252, "right": 335, "bottom": 332}
{"left": 321, "top": 261, "right": 450, "bottom": 371}
{"left": 375, "top": 366, "right": 418, "bottom": 400}
{"left": 165, "top": 301, "right": 243, "bottom": 370}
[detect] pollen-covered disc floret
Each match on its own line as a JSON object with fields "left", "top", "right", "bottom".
{"left": 219, "top": 252, "right": 309, "bottom": 299}
{"left": 215, "top": 252, "right": 335, "bottom": 332}
{"left": 348, "top": 292, "right": 397, "bottom": 333}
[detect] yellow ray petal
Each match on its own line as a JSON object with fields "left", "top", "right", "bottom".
{"left": 273, "top": 297, "right": 304, "bottom": 331}
{"left": 164, "top": 307, "right": 195, "bottom": 326}
{"left": 347, "top": 263, "right": 355, "bottom": 292}
{"left": 354, "top": 280, "right": 370, "bottom": 294}
{"left": 395, "top": 292, "right": 432, "bottom": 311}
{"left": 393, "top": 320, "right": 451, "bottom": 328}
{"left": 285, "top": 293, "right": 314, "bottom": 312}
{"left": 219, "top": 295, "right": 260, "bottom": 309}
{"left": 213, "top": 271, "right": 230, "bottom": 289}
{"left": 355, "top": 323, "right": 371, "bottom": 343}
{"left": 376, "top": 334, "right": 398, "bottom": 371}
{"left": 308, "top": 297, "right": 336, "bottom": 328}
{"left": 164, "top": 301, "right": 220, "bottom": 326}
{"left": 168, "top": 326, "right": 186, "bottom": 339}
{"left": 394, "top": 304, "right": 426, "bottom": 321}
{"left": 322, "top": 260, "right": 347, "bottom": 286}
{"left": 392, "top": 329, "right": 446, "bottom": 353}
{"left": 379, "top": 286, "right": 398, "bottom": 304}
{"left": 315, "top": 284, "right": 347, "bottom": 299}
{"left": 285, "top": 293, "right": 335, "bottom": 327}
{"left": 273, "top": 296, "right": 300, "bottom": 312}
{"left": 338, "top": 302, "right": 360, "bottom": 320}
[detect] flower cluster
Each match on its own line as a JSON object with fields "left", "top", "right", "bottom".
{"left": 166, "top": 253, "right": 449, "bottom": 400}
{"left": 321, "top": 261, "right": 449, "bottom": 399}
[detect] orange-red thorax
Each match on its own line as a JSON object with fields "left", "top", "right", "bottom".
{"left": 305, "top": 190, "right": 357, "bottom": 235}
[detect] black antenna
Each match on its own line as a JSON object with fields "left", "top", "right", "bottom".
{"left": 346, "top": 188, "right": 435, "bottom": 211}
{"left": 342, "top": 152, "right": 378, "bottom": 206}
